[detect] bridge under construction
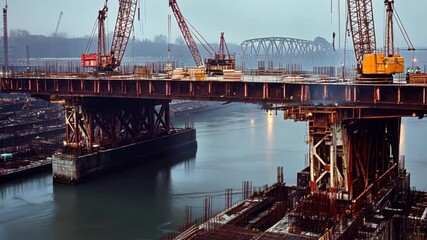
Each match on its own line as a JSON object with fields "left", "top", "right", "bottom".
{"left": 1, "top": 69, "right": 427, "bottom": 238}
{"left": 1, "top": 0, "right": 426, "bottom": 238}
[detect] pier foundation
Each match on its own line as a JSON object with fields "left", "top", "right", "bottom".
{"left": 53, "top": 128, "right": 196, "bottom": 184}
{"left": 53, "top": 97, "right": 196, "bottom": 183}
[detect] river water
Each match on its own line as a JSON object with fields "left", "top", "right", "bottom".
{"left": 0, "top": 103, "right": 426, "bottom": 239}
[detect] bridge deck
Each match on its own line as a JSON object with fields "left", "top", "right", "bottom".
{"left": 2, "top": 75, "right": 427, "bottom": 112}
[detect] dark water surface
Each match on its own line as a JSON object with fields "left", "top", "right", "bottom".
{"left": 0, "top": 103, "right": 425, "bottom": 239}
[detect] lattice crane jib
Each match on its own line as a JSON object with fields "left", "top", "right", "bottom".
{"left": 110, "top": 0, "right": 138, "bottom": 69}
{"left": 169, "top": 0, "right": 203, "bottom": 67}
{"left": 347, "top": 0, "right": 376, "bottom": 71}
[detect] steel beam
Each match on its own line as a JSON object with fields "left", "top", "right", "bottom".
{"left": 3, "top": 77, "right": 427, "bottom": 115}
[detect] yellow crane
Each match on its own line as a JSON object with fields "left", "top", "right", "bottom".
{"left": 347, "top": 0, "right": 412, "bottom": 82}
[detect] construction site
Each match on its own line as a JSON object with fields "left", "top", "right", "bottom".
{"left": 1, "top": 0, "right": 427, "bottom": 239}
{"left": 161, "top": 166, "right": 427, "bottom": 239}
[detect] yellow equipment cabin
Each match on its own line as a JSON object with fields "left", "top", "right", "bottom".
{"left": 362, "top": 53, "right": 404, "bottom": 75}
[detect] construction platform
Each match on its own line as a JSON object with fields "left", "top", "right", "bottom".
{"left": 162, "top": 165, "right": 426, "bottom": 240}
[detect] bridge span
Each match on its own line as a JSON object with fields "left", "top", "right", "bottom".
{"left": 2, "top": 73, "right": 426, "bottom": 238}
{"left": 2, "top": 75, "right": 427, "bottom": 110}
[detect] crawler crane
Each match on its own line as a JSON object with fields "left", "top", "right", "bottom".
{"left": 81, "top": 0, "right": 138, "bottom": 72}
{"left": 347, "top": 0, "right": 406, "bottom": 82}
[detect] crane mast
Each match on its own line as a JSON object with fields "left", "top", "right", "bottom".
{"left": 169, "top": 0, "right": 203, "bottom": 67}
{"left": 384, "top": 0, "right": 394, "bottom": 57}
{"left": 98, "top": 2, "right": 108, "bottom": 63}
{"left": 82, "top": 0, "right": 138, "bottom": 72}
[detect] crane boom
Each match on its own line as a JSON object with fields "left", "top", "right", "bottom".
{"left": 169, "top": 0, "right": 203, "bottom": 67}
{"left": 347, "top": 0, "right": 376, "bottom": 71}
{"left": 54, "top": 11, "right": 63, "bottom": 36}
{"left": 110, "top": 0, "right": 138, "bottom": 69}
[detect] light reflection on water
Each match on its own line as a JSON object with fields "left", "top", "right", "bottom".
{"left": 0, "top": 104, "right": 426, "bottom": 239}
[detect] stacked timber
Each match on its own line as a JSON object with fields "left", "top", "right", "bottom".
{"left": 171, "top": 68, "right": 187, "bottom": 80}
{"left": 134, "top": 67, "right": 152, "bottom": 78}
{"left": 188, "top": 67, "right": 205, "bottom": 80}
{"left": 223, "top": 70, "right": 243, "bottom": 80}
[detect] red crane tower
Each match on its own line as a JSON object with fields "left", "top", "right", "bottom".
{"left": 81, "top": 0, "right": 138, "bottom": 72}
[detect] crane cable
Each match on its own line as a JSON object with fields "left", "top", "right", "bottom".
{"left": 392, "top": 4, "right": 415, "bottom": 51}
{"left": 343, "top": 2, "right": 350, "bottom": 81}
{"left": 183, "top": 17, "right": 215, "bottom": 56}
{"left": 84, "top": 15, "right": 99, "bottom": 53}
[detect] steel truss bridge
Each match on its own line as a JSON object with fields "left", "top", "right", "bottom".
{"left": 1, "top": 74, "right": 426, "bottom": 232}
{"left": 240, "top": 37, "right": 336, "bottom": 68}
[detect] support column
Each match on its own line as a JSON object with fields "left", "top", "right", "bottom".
{"left": 63, "top": 98, "right": 172, "bottom": 151}
{"left": 308, "top": 112, "right": 401, "bottom": 201}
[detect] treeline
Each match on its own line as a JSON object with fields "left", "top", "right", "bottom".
{"left": 3, "top": 29, "right": 242, "bottom": 63}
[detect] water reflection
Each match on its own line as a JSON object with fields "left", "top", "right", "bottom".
{"left": 400, "top": 120, "right": 406, "bottom": 156}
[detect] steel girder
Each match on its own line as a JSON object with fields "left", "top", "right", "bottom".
{"left": 64, "top": 98, "right": 171, "bottom": 150}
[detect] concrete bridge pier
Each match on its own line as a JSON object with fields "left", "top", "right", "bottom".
{"left": 53, "top": 97, "right": 197, "bottom": 184}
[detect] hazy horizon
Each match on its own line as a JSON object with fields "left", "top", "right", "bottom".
{"left": 2, "top": 0, "right": 426, "bottom": 48}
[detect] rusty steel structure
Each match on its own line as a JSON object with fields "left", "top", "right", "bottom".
{"left": 303, "top": 114, "right": 400, "bottom": 199}
{"left": 63, "top": 98, "right": 170, "bottom": 150}
{"left": 3, "top": 76, "right": 427, "bottom": 111}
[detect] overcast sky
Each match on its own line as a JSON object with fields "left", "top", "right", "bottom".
{"left": 3, "top": 0, "right": 426, "bottom": 48}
